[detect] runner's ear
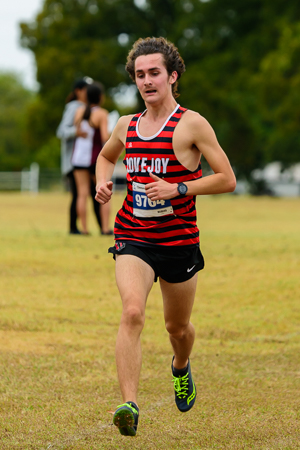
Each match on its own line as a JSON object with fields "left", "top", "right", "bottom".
{"left": 170, "top": 71, "right": 178, "bottom": 85}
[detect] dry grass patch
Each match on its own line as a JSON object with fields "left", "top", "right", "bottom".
{"left": 0, "top": 192, "right": 299, "bottom": 449}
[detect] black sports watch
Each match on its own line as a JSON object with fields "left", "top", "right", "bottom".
{"left": 177, "top": 182, "right": 188, "bottom": 196}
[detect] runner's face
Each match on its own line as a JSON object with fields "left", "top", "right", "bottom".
{"left": 134, "top": 54, "right": 177, "bottom": 104}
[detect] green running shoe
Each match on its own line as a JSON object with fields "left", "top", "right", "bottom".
{"left": 172, "top": 357, "right": 196, "bottom": 412}
{"left": 113, "top": 401, "right": 139, "bottom": 436}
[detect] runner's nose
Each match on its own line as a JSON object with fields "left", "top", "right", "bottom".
{"left": 144, "top": 74, "right": 152, "bottom": 86}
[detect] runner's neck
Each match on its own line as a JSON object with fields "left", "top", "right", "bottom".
{"left": 143, "top": 97, "right": 178, "bottom": 122}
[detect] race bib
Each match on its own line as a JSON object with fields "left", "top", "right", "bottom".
{"left": 132, "top": 182, "right": 174, "bottom": 218}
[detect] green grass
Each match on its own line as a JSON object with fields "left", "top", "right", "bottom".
{"left": 0, "top": 192, "right": 300, "bottom": 449}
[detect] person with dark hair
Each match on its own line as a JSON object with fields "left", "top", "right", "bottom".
{"left": 73, "top": 82, "right": 111, "bottom": 235}
{"left": 95, "top": 37, "right": 236, "bottom": 436}
{"left": 125, "top": 36, "right": 185, "bottom": 99}
{"left": 56, "top": 77, "right": 102, "bottom": 234}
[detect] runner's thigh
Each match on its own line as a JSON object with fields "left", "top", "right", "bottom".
{"left": 160, "top": 274, "right": 198, "bottom": 326}
{"left": 115, "top": 254, "right": 155, "bottom": 309}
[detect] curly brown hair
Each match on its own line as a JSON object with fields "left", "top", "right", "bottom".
{"left": 125, "top": 37, "right": 186, "bottom": 99}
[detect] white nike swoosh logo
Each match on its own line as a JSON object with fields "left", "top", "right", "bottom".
{"left": 187, "top": 265, "right": 196, "bottom": 273}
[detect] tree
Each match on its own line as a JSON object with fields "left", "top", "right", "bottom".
{"left": 254, "top": 21, "right": 300, "bottom": 166}
{"left": 0, "top": 72, "right": 34, "bottom": 170}
{"left": 178, "top": 0, "right": 300, "bottom": 175}
{"left": 20, "top": 0, "right": 300, "bottom": 174}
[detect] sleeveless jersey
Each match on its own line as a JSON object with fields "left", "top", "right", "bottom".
{"left": 114, "top": 105, "right": 202, "bottom": 247}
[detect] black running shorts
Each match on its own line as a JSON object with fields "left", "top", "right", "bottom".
{"left": 108, "top": 241, "right": 204, "bottom": 283}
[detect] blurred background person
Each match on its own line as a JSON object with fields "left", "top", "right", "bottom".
{"left": 56, "top": 77, "right": 102, "bottom": 234}
{"left": 72, "top": 82, "right": 112, "bottom": 235}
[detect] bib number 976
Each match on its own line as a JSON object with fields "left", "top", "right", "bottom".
{"left": 132, "top": 181, "right": 173, "bottom": 218}
{"left": 135, "top": 194, "right": 165, "bottom": 209}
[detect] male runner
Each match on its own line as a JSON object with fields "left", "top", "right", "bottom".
{"left": 95, "top": 37, "right": 236, "bottom": 437}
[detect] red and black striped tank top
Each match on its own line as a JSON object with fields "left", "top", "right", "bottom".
{"left": 114, "top": 105, "right": 202, "bottom": 247}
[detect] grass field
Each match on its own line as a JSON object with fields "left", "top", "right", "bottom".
{"left": 0, "top": 191, "right": 300, "bottom": 449}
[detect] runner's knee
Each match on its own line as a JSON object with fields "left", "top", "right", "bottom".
{"left": 165, "top": 321, "right": 189, "bottom": 340}
{"left": 121, "top": 305, "right": 145, "bottom": 329}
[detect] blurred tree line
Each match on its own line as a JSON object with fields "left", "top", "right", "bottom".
{"left": 0, "top": 73, "right": 34, "bottom": 170}
{"left": 2, "top": 0, "right": 300, "bottom": 175}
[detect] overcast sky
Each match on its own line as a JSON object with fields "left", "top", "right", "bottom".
{"left": 0, "top": 0, "right": 43, "bottom": 89}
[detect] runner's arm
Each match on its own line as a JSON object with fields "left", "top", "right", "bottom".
{"left": 146, "top": 113, "right": 236, "bottom": 200}
{"left": 184, "top": 113, "right": 236, "bottom": 196}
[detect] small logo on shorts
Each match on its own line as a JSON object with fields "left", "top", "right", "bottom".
{"left": 115, "top": 242, "right": 126, "bottom": 251}
{"left": 187, "top": 265, "right": 196, "bottom": 273}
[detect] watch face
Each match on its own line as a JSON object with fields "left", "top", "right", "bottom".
{"left": 178, "top": 183, "right": 187, "bottom": 195}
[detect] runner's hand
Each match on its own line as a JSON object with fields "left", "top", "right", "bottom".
{"left": 145, "top": 173, "right": 178, "bottom": 200}
{"left": 95, "top": 181, "right": 113, "bottom": 204}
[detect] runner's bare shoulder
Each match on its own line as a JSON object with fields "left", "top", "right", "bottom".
{"left": 117, "top": 114, "right": 135, "bottom": 129}
{"left": 113, "top": 114, "right": 135, "bottom": 141}
{"left": 181, "top": 109, "right": 211, "bottom": 130}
